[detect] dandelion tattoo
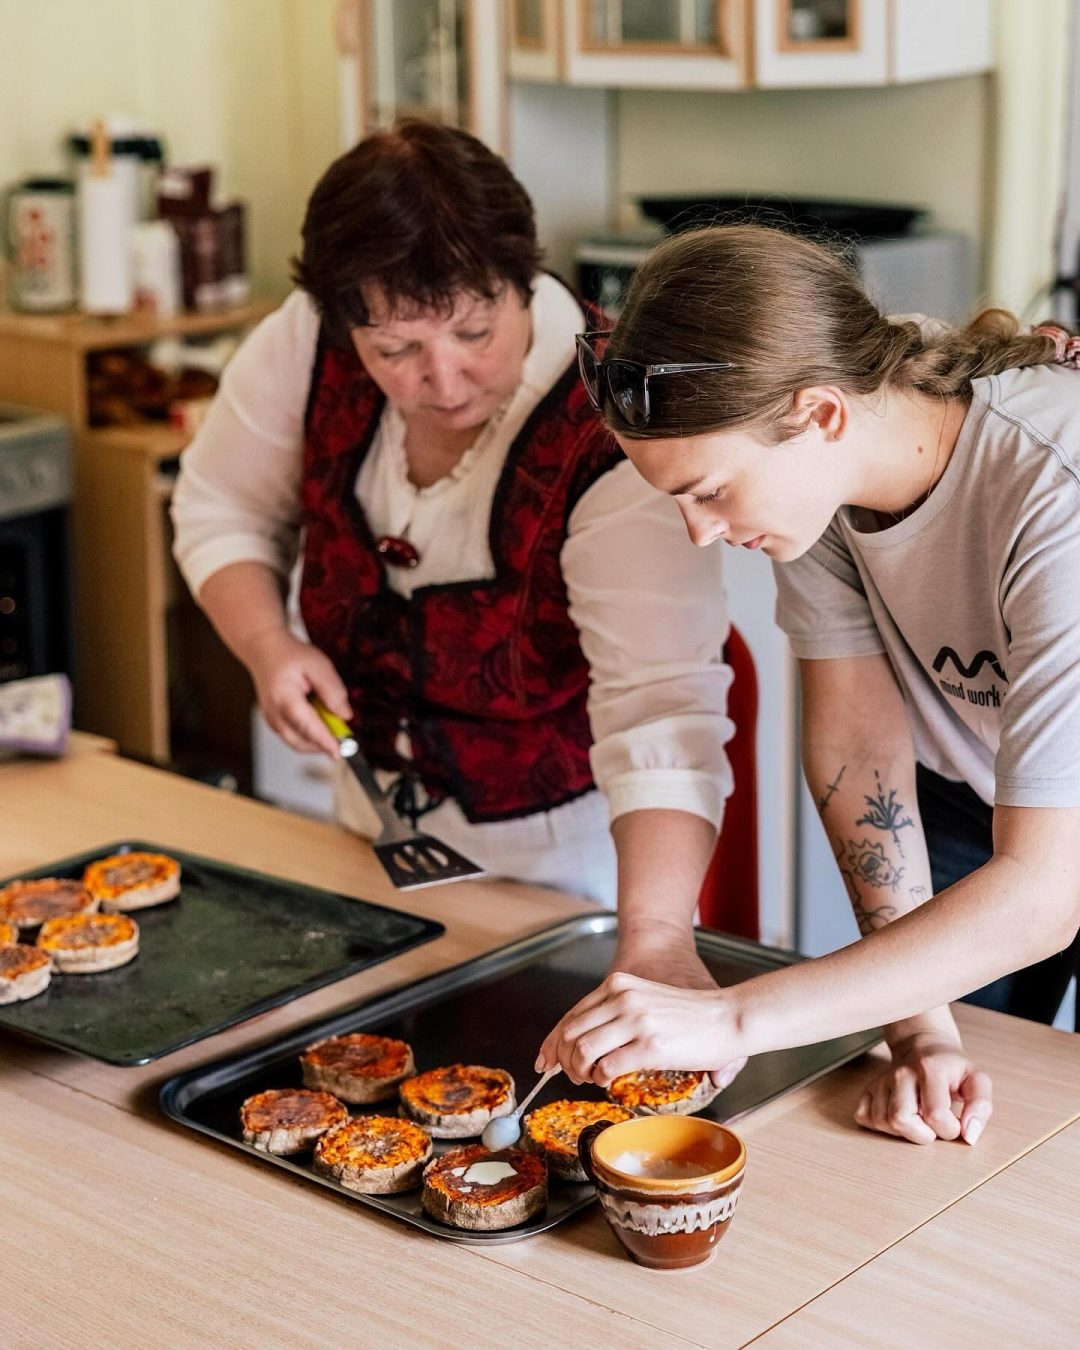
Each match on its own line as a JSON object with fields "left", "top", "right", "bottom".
{"left": 856, "top": 770, "right": 914, "bottom": 856}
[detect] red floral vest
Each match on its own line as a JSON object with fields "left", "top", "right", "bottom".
{"left": 298, "top": 332, "right": 623, "bottom": 823}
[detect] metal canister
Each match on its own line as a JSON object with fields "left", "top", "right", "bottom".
{"left": 3, "top": 179, "right": 77, "bottom": 313}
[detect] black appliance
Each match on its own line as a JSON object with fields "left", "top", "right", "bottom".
{"left": 576, "top": 195, "right": 972, "bottom": 324}
{"left": 636, "top": 193, "right": 928, "bottom": 239}
{"left": 0, "top": 405, "right": 73, "bottom": 683}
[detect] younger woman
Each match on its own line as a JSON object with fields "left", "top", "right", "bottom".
{"left": 540, "top": 224, "right": 1080, "bottom": 1146}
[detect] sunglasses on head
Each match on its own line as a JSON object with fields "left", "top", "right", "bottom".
{"left": 575, "top": 330, "right": 738, "bottom": 430}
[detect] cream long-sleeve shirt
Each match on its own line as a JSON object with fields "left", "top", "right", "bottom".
{"left": 171, "top": 275, "right": 734, "bottom": 862}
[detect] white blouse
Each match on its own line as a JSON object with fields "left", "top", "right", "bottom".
{"left": 171, "top": 274, "right": 734, "bottom": 849}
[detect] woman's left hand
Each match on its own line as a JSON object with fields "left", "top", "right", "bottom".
{"left": 535, "top": 971, "right": 736, "bottom": 1086}
{"left": 854, "top": 1032, "right": 993, "bottom": 1146}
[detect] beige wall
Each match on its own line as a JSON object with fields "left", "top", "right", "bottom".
{"left": 0, "top": 0, "right": 341, "bottom": 300}
{"left": 987, "top": 0, "right": 1070, "bottom": 316}
{"left": 615, "top": 76, "right": 991, "bottom": 261}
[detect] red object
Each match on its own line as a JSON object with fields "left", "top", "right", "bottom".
{"left": 298, "top": 331, "right": 621, "bottom": 824}
{"left": 375, "top": 535, "right": 420, "bottom": 568}
{"left": 698, "top": 625, "right": 760, "bottom": 940}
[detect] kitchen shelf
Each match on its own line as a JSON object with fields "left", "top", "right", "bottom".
{"left": 0, "top": 301, "right": 274, "bottom": 353}
{"left": 0, "top": 301, "right": 271, "bottom": 769}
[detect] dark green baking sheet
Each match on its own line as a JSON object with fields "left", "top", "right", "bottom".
{"left": 0, "top": 841, "right": 444, "bottom": 1066}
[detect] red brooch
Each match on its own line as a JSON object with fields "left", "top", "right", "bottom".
{"left": 375, "top": 535, "right": 421, "bottom": 568}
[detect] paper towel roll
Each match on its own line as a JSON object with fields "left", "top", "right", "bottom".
{"left": 78, "top": 173, "right": 133, "bottom": 314}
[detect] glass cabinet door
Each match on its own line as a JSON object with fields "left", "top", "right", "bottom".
{"left": 754, "top": 0, "right": 886, "bottom": 87}
{"left": 512, "top": 0, "right": 545, "bottom": 45}
{"left": 583, "top": 0, "right": 726, "bottom": 51}
{"left": 780, "top": 0, "right": 857, "bottom": 47}
{"left": 368, "top": 0, "right": 470, "bottom": 128}
{"left": 508, "top": 0, "right": 562, "bottom": 80}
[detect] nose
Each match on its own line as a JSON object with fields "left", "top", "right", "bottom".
{"left": 679, "top": 503, "right": 727, "bottom": 549}
{"left": 423, "top": 349, "right": 469, "bottom": 406}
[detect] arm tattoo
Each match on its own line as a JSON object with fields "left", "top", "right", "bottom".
{"left": 834, "top": 838, "right": 903, "bottom": 935}
{"left": 817, "top": 764, "right": 847, "bottom": 813}
{"left": 850, "top": 897, "right": 900, "bottom": 936}
{"left": 855, "top": 770, "right": 914, "bottom": 857}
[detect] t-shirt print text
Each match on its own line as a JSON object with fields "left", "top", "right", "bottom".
{"left": 933, "top": 647, "right": 1008, "bottom": 708}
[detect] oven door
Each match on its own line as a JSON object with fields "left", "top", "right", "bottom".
{"left": 0, "top": 507, "right": 72, "bottom": 683}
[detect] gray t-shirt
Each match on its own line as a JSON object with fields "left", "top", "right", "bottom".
{"left": 774, "top": 364, "right": 1080, "bottom": 808}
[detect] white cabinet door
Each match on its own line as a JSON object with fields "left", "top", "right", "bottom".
{"left": 754, "top": 0, "right": 888, "bottom": 87}
{"left": 562, "top": 0, "right": 750, "bottom": 90}
{"left": 891, "top": 0, "right": 992, "bottom": 84}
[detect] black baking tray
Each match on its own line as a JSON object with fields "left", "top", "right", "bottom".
{"left": 160, "top": 915, "right": 880, "bottom": 1244}
{"left": 638, "top": 193, "right": 927, "bottom": 239}
{"left": 0, "top": 841, "right": 444, "bottom": 1065}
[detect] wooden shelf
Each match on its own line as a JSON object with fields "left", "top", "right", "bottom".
{"left": 0, "top": 294, "right": 274, "bottom": 768}
{"left": 0, "top": 300, "right": 275, "bottom": 352}
{"left": 85, "top": 423, "right": 193, "bottom": 465}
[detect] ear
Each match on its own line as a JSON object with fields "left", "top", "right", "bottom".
{"left": 791, "top": 386, "right": 847, "bottom": 441}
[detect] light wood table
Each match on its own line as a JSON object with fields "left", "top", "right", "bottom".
{"left": 758, "top": 1118, "right": 1080, "bottom": 1348}
{"left": 2, "top": 748, "right": 1078, "bottom": 1348}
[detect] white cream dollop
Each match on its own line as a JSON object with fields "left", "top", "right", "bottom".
{"left": 463, "top": 1160, "right": 518, "bottom": 1186}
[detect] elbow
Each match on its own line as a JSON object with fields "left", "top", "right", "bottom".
{"left": 1032, "top": 890, "right": 1080, "bottom": 965}
{"left": 1050, "top": 901, "right": 1080, "bottom": 961}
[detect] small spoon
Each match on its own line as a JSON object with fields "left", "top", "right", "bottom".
{"left": 482, "top": 1066, "right": 562, "bottom": 1151}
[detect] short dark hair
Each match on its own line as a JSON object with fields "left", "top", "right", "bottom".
{"left": 293, "top": 120, "right": 542, "bottom": 338}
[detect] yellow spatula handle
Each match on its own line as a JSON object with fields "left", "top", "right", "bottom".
{"left": 309, "top": 696, "right": 358, "bottom": 756}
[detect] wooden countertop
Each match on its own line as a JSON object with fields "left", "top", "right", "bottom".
{"left": 3, "top": 742, "right": 1078, "bottom": 1347}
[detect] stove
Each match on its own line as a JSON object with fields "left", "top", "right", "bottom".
{"left": 0, "top": 405, "right": 73, "bottom": 682}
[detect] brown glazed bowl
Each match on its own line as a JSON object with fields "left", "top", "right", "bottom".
{"left": 578, "top": 1114, "right": 746, "bottom": 1271}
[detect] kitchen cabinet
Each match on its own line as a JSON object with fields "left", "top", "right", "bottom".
{"left": 0, "top": 302, "right": 272, "bottom": 772}
{"left": 510, "top": 0, "right": 991, "bottom": 91}
{"left": 754, "top": 0, "right": 991, "bottom": 88}
{"left": 508, "top": 0, "right": 564, "bottom": 80}
{"left": 337, "top": 0, "right": 507, "bottom": 151}
{"left": 753, "top": 0, "right": 888, "bottom": 87}
{"left": 561, "top": 0, "right": 751, "bottom": 90}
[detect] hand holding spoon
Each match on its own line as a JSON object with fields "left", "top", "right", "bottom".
{"left": 482, "top": 1066, "right": 562, "bottom": 1151}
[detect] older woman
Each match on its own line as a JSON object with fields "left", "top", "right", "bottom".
{"left": 171, "top": 121, "right": 733, "bottom": 993}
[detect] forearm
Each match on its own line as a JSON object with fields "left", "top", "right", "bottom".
{"left": 732, "top": 849, "right": 1075, "bottom": 1056}
{"left": 803, "top": 736, "right": 956, "bottom": 1044}
{"left": 196, "top": 561, "right": 290, "bottom": 668}
{"left": 612, "top": 808, "right": 716, "bottom": 951}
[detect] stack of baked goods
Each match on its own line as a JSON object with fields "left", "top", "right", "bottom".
{"left": 238, "top": 1034, "right": 558, "bottom": 1231}
{"left": 236, "top": 1024, "right": 729, "bottom": 1235}
{"left": 0, "top": 850, "right": 182, "bottom": 1003}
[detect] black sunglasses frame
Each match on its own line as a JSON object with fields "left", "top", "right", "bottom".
{"left": 575, "top": 330, "right": 738, "bottom": 429}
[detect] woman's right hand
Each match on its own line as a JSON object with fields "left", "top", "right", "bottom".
{"left": 242, "top": 627, "right": 353, "bottom": 758}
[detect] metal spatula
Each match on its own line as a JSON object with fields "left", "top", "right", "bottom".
{"left": 310, "top": 698, "right": 485, "bottom": 891}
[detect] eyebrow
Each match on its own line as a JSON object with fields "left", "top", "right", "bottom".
{"left": 667, "top": 478, "right": 707, "bottom": 497}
